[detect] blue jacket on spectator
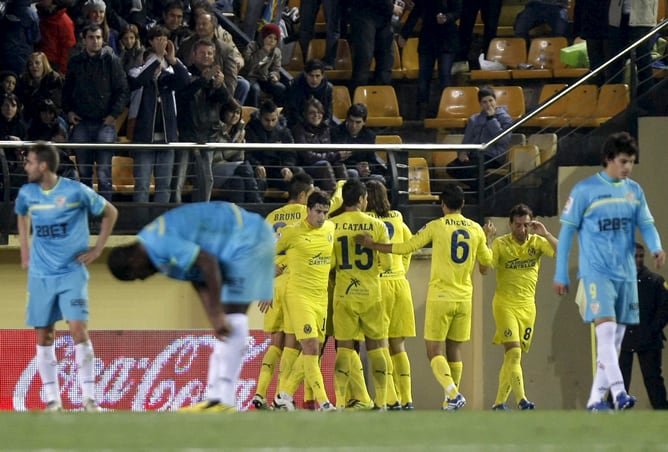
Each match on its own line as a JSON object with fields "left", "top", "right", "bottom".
{"left": 462, "top": 106, "right": 513, "bottom": 161}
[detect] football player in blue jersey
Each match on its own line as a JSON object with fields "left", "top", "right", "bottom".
{"left": 16, "top": 142, "right": 118, "bottom": 412}
{"left": 553, "top": 132, "right": 665, "bottom": 411}
{"left": 107, "top": 202, "right": 275, "bottom": 412}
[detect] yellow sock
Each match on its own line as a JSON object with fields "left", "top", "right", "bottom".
{"left": 368, "top": 348, "right": 388, "bottom": 408}
{"left": 505, "top": 347, "right": 527, "bottom": 403}
{"left": 303, "top": 384, "right": 314, "bottom": 402}
{"left": 281, "top": 353, "right": 305, "bottom": 395}
{"left": 347, "top": 350, "right": 371, "bottom": 405}
{"left": 382, "top": 348, "right": 399, "bottom": 406}
{"left": 494, "top": 355, "right": 512, "bottom": 406}
{"left": 303, "top": 354, "right": 328, "bottom": 404}
{"left": 255, "top": 345, "right": 282, "bottom": 398}
{"left": 334, "top": 347, "right": 354, "bottom": 408}
{"left": 450, "top": 361, "right": 463, "bottom": 388}
{"left": 430, "top": 356, "right": 457, "bottom": 400}
{"left": 392, "top": 352, "right": 412, "bottom": 404}
{"left": 277, "top": 347, "right": 299, "bottom": 393}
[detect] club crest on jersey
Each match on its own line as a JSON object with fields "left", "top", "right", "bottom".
{"left": 503, "top": 328, "right": 512, "bottom": 338}
{"left": 303, "top": 324, "right": 312, "bottom": 334}
{"left": 55, "top": 196, "right": 67, "bottom": 208}
{"left": 562, "top": 196, "right": 573, "bottom": 215}
{"left": 528, "top": 247, "right": 536, "bottom": 256}
{"left": 590, "top": 302, "right": 600, "bottom": 315}
{"left": 625, "top": 191, "right": 635, "bottom": 203}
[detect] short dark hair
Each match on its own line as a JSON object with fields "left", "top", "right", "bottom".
{"left": 440, "top": 185, "right": 464, "bottom": 210}
{"left": 601, "top": 131, "right": 638, "bottom": 167}
{"left": 509, "top": 203, "right": 533, "bottom": 222}
{"left": 147, "top": 24, "right": 169, "bottom": 40}
{"left": 28, "top": 141, "right": 60, "bottom": 173}
{"left": 365, "top": 180, "right": 390, "bottom": 217}
{"left": 193, "top": 38, "right": 215, "bottom": 53}
{"left": 342, "top": 179, "right": 367, "bottom": 207}
{"left": 107, "top": 243, "right": 141, "bottom": 281}
{"left": 304, "top": 58, "right": 325, "bottom": 73}
{"left": 164, "top": 0, "right": 185, "bottom": 14}
{"left": 307, "top": 190, "right": 330, "bottom": 208}
{"left": 287, "top": 172, "right": 313, "bottom": 200}
{"left": 347, "top": 103, "right": 368, "bottom": 121}
{"left": 259, "top": 99, "right": 278, "bottom": 116}
{"left": 478, "top": 86, "right": 496, "bottom": 102}
{"left": 81, "top": 22, "right": 103, "bottom": 38}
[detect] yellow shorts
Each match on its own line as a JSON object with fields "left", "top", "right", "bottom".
{"left": 333, "top": 293, "right": 386, "bottom": 341}
{"left": 424, "top": 299, "right": 471, "bottom": 342}
{"left": 263, "top": 274, "right": 287, "bottom": 333}
{"left": 287, "top": 291, "right": 328, "bottom": 342}
{"left": 492, "top": 301, "right": 536, "bottom": 353}
{"left": 381, "top": 278, "right": 416, "bottom": 338}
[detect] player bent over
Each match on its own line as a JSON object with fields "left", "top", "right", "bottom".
{"left": 107, "top": 202, "right": 275, "bottom": 412}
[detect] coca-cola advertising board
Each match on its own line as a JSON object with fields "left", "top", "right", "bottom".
{"left": 1, "top": 330, "right": 336, "bottom": 411}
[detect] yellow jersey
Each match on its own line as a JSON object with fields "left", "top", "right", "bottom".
{"left": 331, "top": 210, "right": 392, "bottom": 301}
{"left": 367, "top": 210, "right": 413, "bottom": 279}
{"left": 392, "top": 212, "right": 492, "bottom": 303}
{"left": 275, "top": 219, "right": 335, "bottom": 304}
{"left": 265, "top": 203, "right": 307, "bottom": 274}
{"left": 491, "top": 233, "right": 555, "bottom": 307}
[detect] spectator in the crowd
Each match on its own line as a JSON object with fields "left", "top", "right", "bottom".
{"left": 398, "top": 0, "right": 462, "bottom": 119}
{"left": 446, "top": 86, "right": 513, "bottom": 194}
{"left": 128, "top": 27, "right": 190, "bottom": 204}
{"left": 245, "top": 99, "right": 299, "bottom": 192}
{"left": 608, "top": 0, "right": 657, "bottom": 96}
{"left": 331, "top": 103, "right": 386, "bottom": 184}
{"left": 242, "top": 23, "right": 285, "bottom": 107}
{"left": 189, "top": 0, "right": 245, "bottom": 72}
{"left": 283, "top": 58, "right": 333, "bottom": 128}
{"left": 0, "top": 93, "right": 28, "bottom": 197}
{"left": 0, "top": 71, "right": 18, "bottom": 95}
{"left": 212, "top": 98, "right": 264, "bottom": 203}
{"left": 573, "top": 0, "right": 610, "bottom": 86}
{"left": 241, "top": 0, "right": 285, "bottom": 41}
{"left": 119, "top": 24, "right": 145, "bottom": 71}
{"left": 26, "top": 98, "right": 68, "bottom": 142}
{"left": 62, "top": 23, "right": 129, "bottom": 201}
{"left": 514, "top": 0, "right": 570, "bottom": 42}
{"left": 455, "top": 0, "right": 502, "bottom": 71}
{"left": 36, "top": 0, "right": 76, "bottom": 75}
{"left": 159, "top": 1, "right": 192, "bottom": 52}
{"left": 0, "top": 0, "right": 41, "bottom": 75}
{"left": 175, "top": 38, "right": 230, "bottom": 202}
{"left": 178, "top": 11, "right": 249, "bottom": 104}
{"left": 293, "top": 97, "right": 343, "bottom": 192}
{"left": 299, "top": 0, "right": 341, "bottom": 69}
{"left": 17, "top": 52, "right": 64, "bottom": 125}
{"left": 348, "top": 0, "right": 403, "bottom": 89}
{"left": 80, "top": 0, "right": 120, "bottom": 54}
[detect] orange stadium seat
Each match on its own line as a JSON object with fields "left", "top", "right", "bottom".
{"left": 424, "top": 86, "right": 479, "bottom": 129}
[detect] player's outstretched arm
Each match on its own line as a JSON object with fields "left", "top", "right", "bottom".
{"left": 354, "top": 232, "right": 393, "bottom": 253}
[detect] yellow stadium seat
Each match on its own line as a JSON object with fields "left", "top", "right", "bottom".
{"left": 408, "top": 157, "right": 439, "bottom": 202}
{"left": 470, "top": 38, "right": 527, "bottom": 81}
{"left": 492, "top": 85, "right": 525, "bottom": 120}
{"left": 306, "top": 39, "right": 352, "bottom": 80}
{"left": 528, "top": 133, "right": 558, "bottom": 164}
{"left": 353, "top": 85, "right": 403, "bottom": 127}
{"left": 424, "top": 86, "right": 480, "bottom": 129}
{"left": 511, "top": 37, "right": 566, "bottom": 79}
{"left": 569, "top": 84, "right": 629, "bottom": 128}
{"left": 241, "top": 106, "right": 257, "bottom": 124}
{"left": 284, "top": 43, "right": 304, "bottom": 77}
{"left": 111, "top": 156, "right": 135, "bottom": 193}
{"left": 332, "top": 85, "right": 351, "bottom": 121}
{"left": 564, "top": 84, "right": 600, "bottom": 127}
{"left": 523, "top": 83, "right": 569, "bottom": 129}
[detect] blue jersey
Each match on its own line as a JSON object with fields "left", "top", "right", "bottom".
{"left": 137, "top": 202, "right": 272, "bottom": 282}
{"left": 15, "top": 177, "right": 107, "bottom": 277}
{"left": 560, "top": 172, "right": 654, "bottom": 282}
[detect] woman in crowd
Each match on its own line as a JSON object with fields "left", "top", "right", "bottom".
{"left": 17, "top": 52, "right": 64, "bottom": 125}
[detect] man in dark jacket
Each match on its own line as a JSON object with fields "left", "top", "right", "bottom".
{"left": 330, "top": 103, "right": 386, "bottom": 185}
{"left": 446, "top": 86, "right": 513, "bottom": 194}
{"left": 128, "top": 26, "right": 190, "bottom": 203}
{"left": 284, "top": 59, "right": 334, "bottom": 128}
{"left": 619, "top": 242, "right": 668, "bottom": 409}
{"left": 245, "top": 99, "right": 299, "bottom": 192}
{"left": 63, "top": 23, "right": 129, "bottom": 201}
{"left": 175, "top": 39, "right": 230, "bottom": 202}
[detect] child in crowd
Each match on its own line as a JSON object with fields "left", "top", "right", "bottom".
{"left": 119, "top": 24, "right": 145, "bottom": 72}
{"left": 242, "top": 23, "right": 285, "bottom": 107}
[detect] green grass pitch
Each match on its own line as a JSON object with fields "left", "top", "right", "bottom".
{"left": 2, "top": 410, "right": 667, "bottom": 451}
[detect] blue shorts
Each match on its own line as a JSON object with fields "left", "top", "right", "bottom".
{"left": 26, "top": 267, "right": 90, "bottom": 327}
{"left": 581, "top": 272, "right": 639, "bottom": 324}
{"left": 220, "top": 217, "right": 275, "bottom": 304}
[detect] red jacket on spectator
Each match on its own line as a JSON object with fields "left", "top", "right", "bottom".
{"left": 38, "top": 8, "right": 76, "bottom": 75}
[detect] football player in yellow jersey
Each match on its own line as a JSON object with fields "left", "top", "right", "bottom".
{"left": 272, "top": 191, "right": 337, "bottom": 411}
{"left": 365, "top": 180, "right": 416, "bottom": 410}
{"left": 252, "top": 173, "right": 314, "bottom": 410}
{"left": 489, "top": 204, "right": 557, "bottom": 411}
{"left": 356, "top": 185, "right": 495, "bottom": 411}
{"left": 329, "top": 180, "right": 393, "bottom": 410}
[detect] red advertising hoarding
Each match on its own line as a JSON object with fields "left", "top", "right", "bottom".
{"left": 0, "top": 330, "right": 336, "bottom": 412}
